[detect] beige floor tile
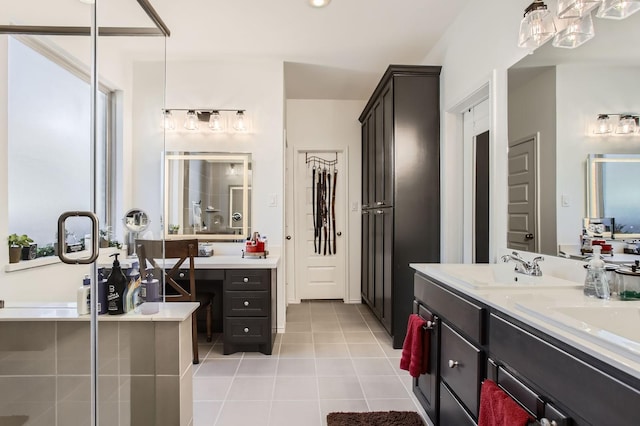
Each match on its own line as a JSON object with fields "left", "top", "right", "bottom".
{"left": 276, "top": 359, "right": 316, "bottom": 376}
{"left": 313, "top": 332, "right": 345, "bottom": 344}
{"left": 216, "top": 400, "right": 270, "bottom": 426}
{"left": 273, "top": 376, "right": 318, "bottom": 400}
{"left": 315, "top": 358, "right": 356, "bottom": 377}
{"left": 352, "top": 358, "right": 397, "bottom": 376}
{"left": 236, "top": 358, "right": 278, "bottom": 376}
{"left": 347, "top": 343, "right": 386, "bottom": 358}
{"left": 279, "top": 343, "right": 315, "bottom": 358}
{"left": 317, "top": 376, "right": 364, "bottom": 400}
{"left": 269, "top": 400, "right": 321, "bottom": 426}
{"left": 314, "top": 343, "right": 350, "bottom": 358}
{"left": 193, "top": 400, "right": 222, "bottom": 426}
{"left": 225, "top": 377, "right": 274, "bottom": 401}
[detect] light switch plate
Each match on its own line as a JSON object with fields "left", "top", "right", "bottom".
{"left": 268, "top": 193, "right": 277, "bottom": 207}
{"left": 561, "top": 194, "right": 570, "bottom": 207}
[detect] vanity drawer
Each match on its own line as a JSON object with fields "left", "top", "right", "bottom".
{"left": 225, "top": 269, "right": 270, "bottom": 291}
{"left": 414, "top": 273, "right": 485, "bottom": 344}
{"left": 440, "top": 382, "right": 476, "bottom": 426}
{"left": 224, "top": 291, "right": 269, "bottom": 317}
{"left": 224, "top": 317, "right": 269, "bottom": 344}
{"left": 440, "top": 322, "right": 482, "bottom": 417}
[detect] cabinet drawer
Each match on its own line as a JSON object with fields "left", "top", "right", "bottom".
{"left": 414, "top": 273, "right": 485, "bottom": 344}
{"left": 490, "top": 313, "right": 640, "bottom": 425}
{"left": 224, "top": 291, "right": 269, "bottom": 317}
{"left": 440, "top": 322, "right": 482, "bottom": 417}
{"left": 225, "top": 269, "right": 269, "bottom": 291}
{"left": 224, "top": 317, "right": 269, "bottom": 344}
{"left": 440, "top": 382, "right": 476, "bottom": 426}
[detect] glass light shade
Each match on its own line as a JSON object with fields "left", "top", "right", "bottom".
{"left": 184, "top": 110, "right": 198, "bottom": 130}
{"left": 309, "top": 0, "right": 331, "bottom": 7}
{"left": 596, "top": 0, "right": 640, "bottom": 19}
{"left": 233, "top": 111, "right": 248, "bottom": 132}
{"left": 518, "top": 8, "right": 557, "bottom": 49}
{"left": 162, "top": 110, "right": 175, "bottom": 130}
{"left": 594, "top": 114, "right": 613, "bottom": 134}
{"left": 616, "top": 115, "right": 637, "bottom": 134}
{"left": 208, "top": 111, "right": 225, "bottom": 132}
{"left": 552, "top": 14, "right": 595, "bottom": 48}
{"left": 557, "top": 0, "right": 602, "bottom": 18}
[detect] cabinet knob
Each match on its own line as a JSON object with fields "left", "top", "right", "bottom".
{"left": 375, "top": 210, "right": 384, "bottom": 215}
{"left": 243, "top": 327, "right": 249, "bottom": 333}
{"left": 448, "top": 360, "right": 459, "bottom": 368}
{"left": 179, "top": 272, "right": 185, "bottom": 278}
{"left": 243, "top": 301, "right": 250, "bottom": 306}
{"left": 243, "top": 277, "right": 249, "bottom": 283}
{"left": 375, "top": 201, "right": 385, "bottom": 206}
{"left": 286, "top": 235, "right": 292, "bottom": 240}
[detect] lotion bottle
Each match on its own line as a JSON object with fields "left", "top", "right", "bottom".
{"left": 107, "top": 253, "right": 127, "bottom": 315}
{"left": 77, "top": 274, "right": 91, "bottom": 315}
{"left": 584, "top": 245, "right": 610, "bottom": 299}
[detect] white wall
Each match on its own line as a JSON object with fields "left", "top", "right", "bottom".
{"left": 422, "top": 0, "right": 542, "bottom": 262}
{"left": 285, "top": 99, "right": 365, "bottom": 304}
{"left": 508, "top": 67, "right": 557, "bottom": 255}
{"left": 555, "top": 64, "right": 640, "bottom": 246}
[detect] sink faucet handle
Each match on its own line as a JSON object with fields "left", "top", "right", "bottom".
{"left": 532, "top": 256, "right": 544, "bottom": 264}
{"left": 530, "top": 256, "right": 544, "bottom": 276}
{"left": 511, "top": 251, "right": 522, "bottom": 259}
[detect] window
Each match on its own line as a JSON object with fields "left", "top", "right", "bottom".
{"left": 8, "top": 36, "right": 114, "bottom": 253}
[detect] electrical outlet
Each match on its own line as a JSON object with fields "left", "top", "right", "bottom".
{"left": 351, "top": 201, "right": 359, "bottom": 212}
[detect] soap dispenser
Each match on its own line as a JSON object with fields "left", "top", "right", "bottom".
{"left": 584, "top": 245, "right": 610, "bottom": 299}
{"left": 106, "top": 253, "right": 127, "bottom": 315}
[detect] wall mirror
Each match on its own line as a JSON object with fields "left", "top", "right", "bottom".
{"left": 164, "top": 152, "right": 252, "bottom": 241}
{"left": 587, "top": 154, "right": 640, "bottom": 238}
{"left": 507, "top": 11, "right": 640, "bottom": 256}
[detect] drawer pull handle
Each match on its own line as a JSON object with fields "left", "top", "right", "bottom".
{"left": 243, "top": 301, "right": 250, "bottom": 306}
{"left": 179, "top": 272, "right": 185, "bottom": 278}
{"left": 423, "top": 319, "right": 437, "bottom": 330}
{"left": 448, "top": 360, "right": 459, "bottom": 368}
{"left": 539, "top": 419, "right": 558, "bottom": 426}
{"left": 243, "top": 277, "right": 249, "bottom": 283}
{"left": 243, "top": 327, "right": 250, "bottom": 333}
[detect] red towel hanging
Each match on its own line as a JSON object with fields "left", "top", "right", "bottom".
{"left": 400, "top": 314, "right": 430, "bottom": 378}
{"left": 478, "top": 380, "right": 534, "bottom": 426}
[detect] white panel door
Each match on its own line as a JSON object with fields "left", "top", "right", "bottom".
{"left": 294, "top": 151, "right": 346, "bottom": 300}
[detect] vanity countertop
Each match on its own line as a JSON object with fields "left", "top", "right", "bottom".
{"left": 100, "top": 250, "right": 280, "bottom": 270}
{"left": 410, "top": 263, "right": 640, "bottom": 380}
{"left": 0, "top": 301, "right": 198, "bottom": 322}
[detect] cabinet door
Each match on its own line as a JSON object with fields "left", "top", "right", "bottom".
{"left": 361, "top": 120, "right": 370, "bottom": 208}
{"left": 413, "top": 302, "right": 439, "bottom": 424}
{"left": 367, "top": 110, "right": 376, "bottom": 207}
{"left": 374, "top": 207, "right": 393, "bottom": 331}
{"left": 380, "top": 81, "right": 393, "bottom": 207}
{"left": 374, "top": 98, "right": 385, "bottom": 207}
{"left": 361, "top": 210, "right": 372, "bottom": 305}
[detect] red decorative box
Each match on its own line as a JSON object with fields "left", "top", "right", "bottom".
{"left": 245, "top": 240, "right": 265, "bottom": 253}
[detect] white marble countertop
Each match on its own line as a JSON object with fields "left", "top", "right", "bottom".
{"left": 99, "top": 252, "right": 280, "bottom": 270}
{"left": 0, "top": 301, "right": 198, "bottom": 322}
{"left": 410, "top": 263, "right": 640, "bottom": 381}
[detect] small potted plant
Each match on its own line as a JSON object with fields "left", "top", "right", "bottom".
{"left": 168, "top": 224, "right": 180, "bottom": 235}
{"left": 8, "top": 234, "right": 33, "bottom": 264}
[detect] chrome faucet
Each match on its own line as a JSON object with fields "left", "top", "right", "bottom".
{"left": 500, "top": 251, "right": 544, "bottom": 276}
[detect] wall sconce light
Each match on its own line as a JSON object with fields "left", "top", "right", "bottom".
{"left": 208, "top": 111, "right": 225, "bottom": 132}
{"left": 519, "top": 0, "right": 640, "bottom": 51}
{"left": 233, "top": 110, "right": 248, "bottom": 132}
{"left": 162, "top": 109, "right": 249, "bottom": 133}
{"left": 184, "top": 110, "right": 198, "bottom": 130}
{"left": 593, "top": 113, "right": 639, "bottom": 134}
{"left": 162, "top": 109, "right": 176, "bottom": 130}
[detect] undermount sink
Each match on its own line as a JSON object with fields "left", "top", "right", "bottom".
{"left": 438, "top": 264, "right": 583, "bottom": 289}
{"left": 516, "top": 301, "right": 640, "bottom": 363}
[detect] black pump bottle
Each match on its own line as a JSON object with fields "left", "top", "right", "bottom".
{"left": 107, "top": 253, "right": 127, "bottom": 315}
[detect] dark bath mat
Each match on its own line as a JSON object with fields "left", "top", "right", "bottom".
{"left": 326, "top": 411, "right": 425, "bottom": 426}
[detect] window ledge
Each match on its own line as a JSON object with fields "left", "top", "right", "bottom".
{"left": 5, "top": 247, "right": 121, "bottom": 273}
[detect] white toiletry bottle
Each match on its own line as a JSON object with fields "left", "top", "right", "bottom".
{"left": 77, "top": 274, "right": 91, "bottom": 315}
{"left": 584, "top": 245, "right": 610, "bottom": 299}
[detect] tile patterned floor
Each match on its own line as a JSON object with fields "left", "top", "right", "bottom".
{"left": 192, "top": 301, "right": 430, "bottom": 426}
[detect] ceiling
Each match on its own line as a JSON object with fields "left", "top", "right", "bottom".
{"left": 1, "top": 0, "right": 471, "bottom": 100}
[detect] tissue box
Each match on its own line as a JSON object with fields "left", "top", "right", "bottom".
{"left": 198, "top": 243, "right": 214, "bottom": 257}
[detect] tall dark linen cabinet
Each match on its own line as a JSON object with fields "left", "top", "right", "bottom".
{"left": 359, "top": 65, "right": 441, "bottom": 349}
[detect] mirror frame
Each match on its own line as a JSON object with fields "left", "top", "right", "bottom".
{"left": 587, "top": 153, "right": 640, "bottom": 239}
{"left": 164, "top": 152, "right": 251, "bottom": 241}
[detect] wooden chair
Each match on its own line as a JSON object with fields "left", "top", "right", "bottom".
{"left": 136, "top": 239, "right": 213, "bottom": 364}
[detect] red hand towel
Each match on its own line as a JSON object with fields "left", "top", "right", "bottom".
{"left": 478, "top": 379, "right": 534, "bottom": 426}
{"left": 399, "top": 314, "right": 429, "bottom": 378}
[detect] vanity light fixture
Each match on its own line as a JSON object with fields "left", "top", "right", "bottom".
{"left": 552, "top": 12, "right": 595, "bottom": 48}
{"left": 596, "top": 0, "right": 640, "bottom": 19}
{"left": 615, "top": 115, "right": 638, "bottom": 134}
{"left": 518, "top": 0, "right": 557, "bottom": 49}
{"left": 594, "top": 114, "right": 613, "bottom": 134}
{"left": 233, "top": 110, "right": 248, "bottom": 132}
{"left": 309, "top": 0, "right": 331, "bottom": 8}
{"left": 208, "top": 111, "right": 225, "bottom": 132}
{"left": 162, "top": 109, "right": 176, "bottom": 130}
{"left": 593, "top": 113, "right": 639, "bottom": 134}
{"left": 184, "top": 110, "right": 198, "bottom": 130}
{"left": 557, "top": 0, "right": 602, "bottom": 18}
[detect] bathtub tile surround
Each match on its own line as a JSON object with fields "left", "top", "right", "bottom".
{"left": 192, "top": 300, "right": 429, "bottom": 426}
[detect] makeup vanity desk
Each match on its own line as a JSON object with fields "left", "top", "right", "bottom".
{"left": 164, "top": 254, "right": 280, "bottom": 356}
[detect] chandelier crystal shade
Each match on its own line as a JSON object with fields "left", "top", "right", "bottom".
{"left": 557, "top": 0, "right": 602, "bottom": 18}
{"left": 594, "top": 114, "right": 613, "bottom": 134}
{"left": 552, "top": 13, "right": 595, "bottom": 48}
{"left": 518, "top": 1, "right": 557, "bottom": 49}
{"left": 596, "top": 0, "right": 640, "bottom": 19}
{"left": 184, "top": 110, "right": 198, "bottom": 130}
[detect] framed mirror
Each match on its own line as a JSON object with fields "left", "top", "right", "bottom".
{"left": 164, "top": 152, "right": 252, "bottom": 241}
{"left": 587, "top": 154, "right": 640, "bottom": 238}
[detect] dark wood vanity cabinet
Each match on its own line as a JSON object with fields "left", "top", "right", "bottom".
{"left": 223, "top": 269, "right": 276, "bottom": 355}
{"left": 413, "top": 270, "right": 640, "bottom": 425}
{"left": 360, "top": 65, "right": 441, "bottom": 348}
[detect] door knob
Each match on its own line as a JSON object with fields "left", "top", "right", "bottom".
{"left": 525, "top": 233, "right": 534, "bottom": 240}
{"left": 337, "top": 232, "right": 342, "bottom": 236}
{"left": 286, "top": 235, "right": 292, "bottom": 240}
{"left": 448, "top": 360, "right": 459, "bottom": 368}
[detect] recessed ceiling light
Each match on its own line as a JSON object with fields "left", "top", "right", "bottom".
{"left": 309, "top": 0, "right": 331, "bottom": 8}
{"left": 79, "top": 0, "right": 95, "bottom": 4}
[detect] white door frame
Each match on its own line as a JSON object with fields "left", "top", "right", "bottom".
{"left": 286, "top": 147, "right": 350, "bottom": 304}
